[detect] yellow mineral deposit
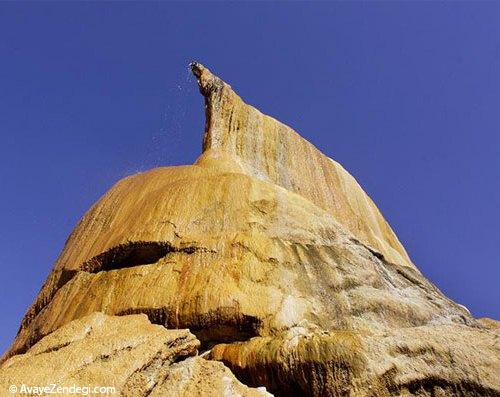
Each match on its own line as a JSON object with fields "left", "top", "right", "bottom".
{"left": 1, "top": 63, "right": 498, "bottom": 397}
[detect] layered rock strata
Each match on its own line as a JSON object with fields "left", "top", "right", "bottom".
{"left": 0, "top": 313, "right": 269, "bottom": 396}
{"left": 1, "top": 63, "right": 498, "bottom": 396}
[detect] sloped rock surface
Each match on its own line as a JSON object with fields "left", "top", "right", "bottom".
{"left": 0, "top": 312, "right": 270, "bottom": 396}
{"left": 192, "top": 62, "right": 413, "bottom": 270}
{"left": 3, "top": 167, "right": 473, "bottom": 362}
{"left": 211, "top": 323, "right": 500, "bottom": 396}
{"left": 1, "top": 63, "right": 498, "bottom": 396}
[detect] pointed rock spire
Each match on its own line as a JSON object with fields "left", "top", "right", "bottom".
{"left": 191, "top": 62, "right": 414, "bottom": 269}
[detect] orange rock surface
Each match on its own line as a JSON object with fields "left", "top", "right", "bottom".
{"left": 1, "top": 63, "right": 498, "bottom": 396}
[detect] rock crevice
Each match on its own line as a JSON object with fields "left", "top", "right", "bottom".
{"left": 1, "top": 63, "right": 498, "bottom": 396}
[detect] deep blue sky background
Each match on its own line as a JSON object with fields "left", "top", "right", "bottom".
{"left": 1, "top": 3, "right": 499, "bottom": 354}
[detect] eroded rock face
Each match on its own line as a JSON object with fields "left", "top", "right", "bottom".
{"left": 1, "top": 63, "right": 498, "bottom": 396}
{"left": 0, "top": 312, "right": 269, "bottom": 396}
{"left": 192, "top": 62, "right": 413, "bottom": 270}
{"left": 211, "top": 323, "right": 500, "bottom": 396}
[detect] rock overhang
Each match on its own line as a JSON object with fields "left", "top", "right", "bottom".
{"left": 2, "top": 63, "right": 498, "bottom": 397}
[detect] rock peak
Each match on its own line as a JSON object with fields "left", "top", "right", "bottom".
{"left": 190, "top": 61, "right": 228, "bottom": 97}
{"left": 191, "top": 62, "right": 414, "bottom": 269}
{"left": 2, "top": 63, "right": 497, "bottom": 397}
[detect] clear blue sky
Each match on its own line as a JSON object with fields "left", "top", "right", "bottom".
{"left": 1, "top": 2, "right": 499, "bottom": 354}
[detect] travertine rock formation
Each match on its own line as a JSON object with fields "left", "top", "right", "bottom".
{"left": 0, "top": 312, "right": 269, "bottom": 396}
{"left": 1, "top": 63, "right": 498, "bottom": 396}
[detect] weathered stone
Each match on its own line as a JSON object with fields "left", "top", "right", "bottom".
{"left": 0, "top": 312, "right": 269, "bottom": 396}
{"left": 1, "top": 63, "right": 498, "bottom": 396}
{"left": 191, "top": 62, "right": 413, "bottom": 270}
{"left": 150, "top": 356, "right": 271, "bottom": 397}
{"left": 211, "top": 323, "right": 500, "bottom": 396}
{"left": 479, "top": 317, "right": 500, "bottom": 331}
